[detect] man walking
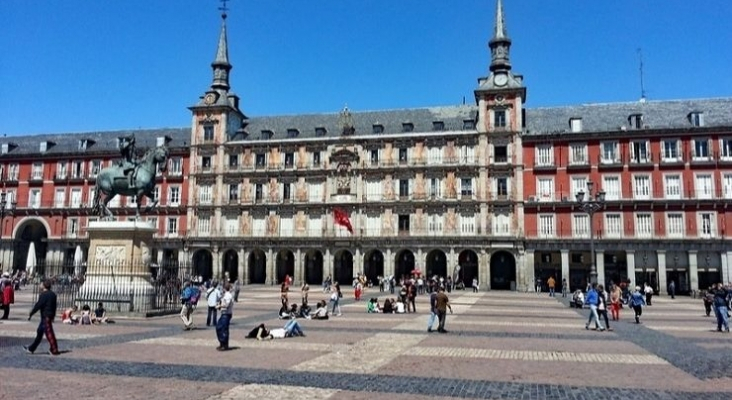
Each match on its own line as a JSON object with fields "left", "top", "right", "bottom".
{"left": 23, "top": 280, "right": 60, "bottom": 355}
{"left": 180, "top": 281, "right": 195, "bottom": 330}
{"left": 216, "top": 283, "right": 234, "bottom": 350}
{"left": 427, "top": 290, "right": 438, "bottom": 333}
{"left": 547, "top": 276, "right": 556, "bottom": 297}
{"left": 561, "top": 278, "right": 568, "bottom": 298}
{"left": 435, "top": 287, "right": 453, "bottom": 333}
{"left": 668, "top": 280, "right": 676, "bottom": 299}
{"left": 206, "top": 282, "right": 221, "bottom": 327}
{"left": 584, "top": 283, "right": 605, "bottom": 331}
{"left": 712, "top": 283, "right": 730, "bottom": 333}
{"left": 629, "top": 286, "right": 646, "bottom": 324}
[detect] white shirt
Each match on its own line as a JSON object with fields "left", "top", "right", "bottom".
{"left": 271, "top": 328, "right": 286, "bottom": 339}
{"left": 220, "top": 291, "right": 233, "bottom": 315}
{"left": 395, "top": 302, "right": 405, "bottom": 313}
{"left": 207, "top": 287, "right": 221, "bottom": 307}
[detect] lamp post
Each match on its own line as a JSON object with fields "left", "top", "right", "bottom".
{"left": 576, "top": 181, "right": 606, "bottom": 285}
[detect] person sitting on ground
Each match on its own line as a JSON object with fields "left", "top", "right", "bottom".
{"left": 93, "top": 302, "right": 110, "bottom": 324}
{"left": 311, "top": 300, "right": 329, "bottom": 320}
{"left": 62, "top": 305, "right": 80, "bottom": 325}
{"left": 395, "top": 298, "right": 406, "bottom": 314}
{"left": 246, "top": 323, "right": 270, "bottom": 339}
{"left": 289, "top": 303, "right": 299, "bottom": 319}
{"left": 299, "top": 301, "right": 312, "bottom": 319}
{"left": 80, "top": 304, "right": 93, "bottom": 325}
{"left": 278, "top": 304, "right": 292, "bottom": 320}
{"left": 367, "top": 298, "right": 381, "bottom": 313}
{"left": 382, "top": 298, "right": 394, "bottom": 314}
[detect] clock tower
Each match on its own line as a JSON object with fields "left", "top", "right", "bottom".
{"left": 474, "top": 0, "right": 526, "bottom": 134}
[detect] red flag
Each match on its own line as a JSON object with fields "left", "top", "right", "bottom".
{"left": 333, "top": 208, "right": 354, "bottom": 234}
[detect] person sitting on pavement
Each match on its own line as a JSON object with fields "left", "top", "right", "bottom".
{"left": 278, "top": 305, "right": 292, "bottom": 320}
{"left": 382, "top": 298, "right": 395, "bottom": 314}
{"left": 93, "top": 302, "right": 110, "bottom": 324}
{"left": 311, "top": 300, "right": 329, "bottom": 320}
{"left": 395, "top": 298, "right": 406, "bottom": 314}
{"left": 80, "top": 304, "right": 93, "bottom": 325}
{"left": 61, "top": 305, "right": 80, "bottom": 325}
{"left": 367, "top": 298, "right": 381, "bottom": 313}
{"left": 299, "top": 301, "right": 312, "bottom": 319}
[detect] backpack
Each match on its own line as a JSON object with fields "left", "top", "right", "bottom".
{"left": 190, "top": 287, "right": 200, "bottom": 305}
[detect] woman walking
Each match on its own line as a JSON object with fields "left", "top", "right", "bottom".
{"left": 329, "top": 282, "right": 342, "bottom": 316}
{"left": 597, "top": 285, "right": 612, "bottom": 331}
{"left": 610, "top": 284, "right": 622, "bottom": 321}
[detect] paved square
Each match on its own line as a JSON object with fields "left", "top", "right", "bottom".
{"left": 1, "top": 286, "right": 731, "bottom": 399}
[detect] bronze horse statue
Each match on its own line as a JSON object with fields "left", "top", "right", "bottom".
{"left": 92, "top": 145, "right": 169, "bottom": 219}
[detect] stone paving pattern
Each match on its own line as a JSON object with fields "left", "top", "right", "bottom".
{"left": 1, "top": 286, "right": 732, "bottom": 399}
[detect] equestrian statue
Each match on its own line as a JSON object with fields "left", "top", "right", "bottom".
{"left": 92, "top": 134, "right": 170, "bottom": 220}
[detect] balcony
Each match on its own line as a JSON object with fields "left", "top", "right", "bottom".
{"left": 523, "top": 227, "right": 722, "bottom": 241}
{"left": 53, "top": 173, "right": 68, "bottom": 183}
{"left": 567, "top": 158, "right": 590, "bottom": 170}
{"left": 627, "top": 153, "right": 654, "bottom": 169}
{"left": 533, "top": 159, "right": 556, "bottom": 171}
{"left": 597, "top": 154, "right": 624, "bottom": 169}
{"left": 690, "top": 151, "right": 717, "bottom": 166}
{"left": 659, "top": 154, "right": 685, "bottom": 168}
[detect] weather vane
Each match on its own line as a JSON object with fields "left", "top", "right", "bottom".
{"left": 219, "top": 0, "right": 229, "bottom": 18}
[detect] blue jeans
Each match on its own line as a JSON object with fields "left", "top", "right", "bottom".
{"left": 549, "top": 288, "right": 555, "bottom": 297}
{"left": 216, "top": 313, "right": 232, "bottom": 348}
{"left": 586, "top": 305, "right": 604, "bottom": 330}
{"left": 285, "top": 319, "right": 304, "bottom": 336}
{"left": 427, "top": 311, "right": 437, "bottom": 331}
{"left": 716, "top": 306, "right": 729, "bottom": 331}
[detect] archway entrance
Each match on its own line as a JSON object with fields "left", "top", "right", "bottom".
{"left": 458, "top": 250, "right": 479, "bottom": 288}
{"left": 192, "top": 249, "right": 213, "bottom": 282}
{"left": 426, "top": 249, "right": 447, "bottom": 279}
{"left": 305, "top": 250, "right": 324, "bottom": 285}
{"left": 490, "top": 250, "right": 516, "bottom": 290}
{"left": 395, "top": 249, "right": 415, "bottom": 281}
{"left": 333, "top": 250, "right": 353, "bottom": 285}
{"left": 363, "top": 249, "right": 384, "bottom": 285}
{"left": 13, "top": 219, "right": 48, "bottom": 274}
{"left": 276, "top": 250, "right": 295, "bottom": 285}
{"left": 248, "top": 249, "right": 266, "bottom": 284}
{"left": 222, "top": 249, "right": 238, "bottom": 283}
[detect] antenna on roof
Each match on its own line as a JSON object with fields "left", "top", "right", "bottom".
{"left": 637, "top": 48, "right": 647, "bottom": 103}
{"left": 219, "top": 0, "right": 229, "bottom": 18}
{"left": 462, "top": 96, "right": 466, "bottom": 105}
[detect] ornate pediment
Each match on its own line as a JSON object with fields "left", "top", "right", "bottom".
{"left": 329, "top": 147, "right": 359, "bottom": 165}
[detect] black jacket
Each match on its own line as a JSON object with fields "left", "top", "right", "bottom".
{"left": 713, "top": 289, "right": 729, "bottom": 308}
{"left": 30, "top": 290, "right": 57, "bottom": 320}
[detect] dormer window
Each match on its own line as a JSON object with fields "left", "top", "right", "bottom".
{"left": 462, "top": 119, "right": 476, "bottom": 130}
{"left": 315, "top": 127, "right": 327, "bottom": 137}
{"left": 287, "top": 129, "right": 299, "bottom": 138}
{"left": 78, "top": 139, "right": 88, "bottom": 151}
{"left": 628, "top": 114, "right": 643, "bottom": 129}
{"left": 401, "top": 123, "right": 414, "bottom": 133}
{"left": 40, "top": 142, "right": 49, "bottom": 153}
{"left": 261, "top": 130, "right": 274, "bottom": 140}
{"left": 569, "top": 118, "right": 583, "bottom": 133}
{"left": 1, "top": 144, "right": 8, "bottom": 154}
{"left": 432, "top": 121, "right": 444, "bottom": 131}
{"left": 156, "top": 136, "right": 168, "bottom": 147}
{"left": 372, "top": 124, "right": 384, "bottom": 134}
{"left": 689, "top": 112, "right": 704, "bottom": 127}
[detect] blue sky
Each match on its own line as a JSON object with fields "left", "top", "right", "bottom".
{"left": 1, "top": 0, "right": 730, "bottom": 136}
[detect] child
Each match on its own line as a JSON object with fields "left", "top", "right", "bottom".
{"left": 80, "top": 304, "right": 93, "bottom": 325}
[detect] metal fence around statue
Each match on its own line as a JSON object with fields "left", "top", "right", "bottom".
{"left": 31, "top": 260, "right": 192, "bottom": 317}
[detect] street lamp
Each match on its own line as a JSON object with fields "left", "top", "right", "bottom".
{"left": 576, "top": 181, "right": 606, "bottom": 285}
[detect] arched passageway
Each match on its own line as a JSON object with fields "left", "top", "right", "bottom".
{"left": 222, "top": 250, "right": 238, "bottom": 283}
{"left": 395, "top": 249, "right": 415, "bottom": 281}
{"left": 276, "top": 250, "right": 295, "bottom": 285}
{"left": 363, "top": 249, "right": 384, "bottom": 285}
{"left": 248, "top": 249, "right": 267, "bottom": 284}
{"left": 192, "top": 250, "right": 213, "bottom": 282}
{"left": 426, "top": 249, "right": 448, "bottom": 279}
{"left": 490, "top": 250, "right": 516, "bottom": 290}
{"left": 304, "top": 250, "right": 324, "bottom": 285}
{"left": 333, "top": 250, "right": 353, "bottom": 285}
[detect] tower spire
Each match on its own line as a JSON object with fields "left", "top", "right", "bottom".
{"left": 489, "top": 0, "right": 512, "bottom": 72}
{"left": 211, "top": 0, "right": 231, "bottom": 91}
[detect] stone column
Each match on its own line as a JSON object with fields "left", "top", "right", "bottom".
{"left": 267, "top": 249, "right": 275, "bottom": 285}
{"left": 626, "top": 250, "right": 635, "bottom": 285}
{"left": 449, "top": 248, "right": 457, "bottom": 273}
{"left": 417, "top": 248, "right": 424, "bottom": 271}
{"left": 480, "top": 250, "right": 490, "bottom": 290}
{"left": 295, "top": 249, "right": 303, "bottom": 286}
{"left": 723, "top": 251, "right": 731, "bottom": 285}
{"left": 688, "top": 250, "right": 699, "bottom": 292}
{"left": 595, "top": 250, "right": 605, "bottom": 287}
{"left": 385, "top": 249, "right": 393, "bottom": 277}
{"left": 324, "top": 248, "right": 333, "bottom": 280}
{"left": 355, "top": 248, "right": 363, "bottom": 275}
{"left": 241, "top": 250, "right": 249, "bottom": 284}
{"left": 212, "top": 247, "right": 221, "bottom": 279}
{"left": 522, "top": 250, "right": 534, "bottom": 292}
{"left": 560, "top": 249, "right": 569, "bottom": 287}
{"left": 657, "top": 250, "right": 667, "bottom": 295}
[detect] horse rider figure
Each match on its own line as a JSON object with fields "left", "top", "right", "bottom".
{"left": 118, "top": 134, "right": 138, "bottom": 188}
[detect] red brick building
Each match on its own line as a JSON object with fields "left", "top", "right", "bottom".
{"left": 522, "top": 100, "right": 732, "bottom": 294}
{"left": 0, "top": 129, "right": 190, "bottom": 271}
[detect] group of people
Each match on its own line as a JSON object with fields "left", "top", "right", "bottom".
{"left": 702, "top": 283, "right": 731, "bottom": 332}
{"left": 61, "top": 303, "right": 110, "bottom": 325}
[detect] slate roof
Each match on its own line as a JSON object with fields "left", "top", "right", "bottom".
{"left": 0, "top": 128, "right": 190, "bottom": 157}
{"left": 2, "top": 98, "right": 730, "bottom": 155}
{"left": 524, "top": 98, "right": 732, "bottom": 136}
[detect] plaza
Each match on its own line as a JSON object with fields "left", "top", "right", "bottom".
{"left": 2, "top": 286, "right": 732, "bottom": 399}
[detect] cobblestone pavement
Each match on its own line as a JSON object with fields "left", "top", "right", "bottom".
{"left": 1, "top": 286, "right": 731, "bottom": 399}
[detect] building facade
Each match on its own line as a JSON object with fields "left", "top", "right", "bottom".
{"left": 523, "top": 100, "right": 732, "bottom": 294}
{"left": 0, "top": 130, "right": 191, "bottom": 270}
{"left": 3, "top": 0, "right": 731, "bottom": 292}
{"left": 185, "top": 3, "right": 528, "bottom": 289}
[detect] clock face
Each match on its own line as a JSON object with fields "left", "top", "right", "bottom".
{"left": 204, "top": 93, "right": 216, "bottom": 105}
{"left": 494, "top": 74, "right": 508, "bottom": 87}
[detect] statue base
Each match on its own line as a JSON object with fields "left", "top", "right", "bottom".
{"left": 76, "top": 221, "right": 161, "bottom": 317}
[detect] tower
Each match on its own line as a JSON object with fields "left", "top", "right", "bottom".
{"left": 187, "top": 3, "right": 248, "bottom": 278}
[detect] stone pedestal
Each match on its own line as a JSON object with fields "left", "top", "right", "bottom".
{"left": 77, "top": 221, "right": 157, "bottom": 315}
